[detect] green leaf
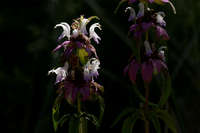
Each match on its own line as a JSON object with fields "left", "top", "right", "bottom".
{"left": 114, "top": 0, "right": 127, "bottom": 14}
{"left": 122, "top": 112, "right": 139, "bottom": 133}
{"left": 98, "top": 95, "right": 105, "bottom": 125}
{"left": 129, "top": 113, "right": 139, "bottom": 133}
{"left": 59, "top": 114, "right": 71, "bottom": 127}
{"left": 52, "top": 94, "right": 63, "bottom": 132}
{"left": 111, "top": 107, "right": 135, "bottom": 128}
{"left": 122, "top": 116, "right": 132, "bottom": 133}
{"left": 68, "top": 118, "right": 79, "bottom": 133}
{"left": 159, "top": 75, "right": 172, "bottom": 107}
{"left": 77, "top": 48, "right": 88, "bottom": 65}
{"left": 78, "top": 117, "right": 88, "bottom": 133}
{"left": 150, "top": 114, "right": 161, "bottom": 133}
{"left": 83, "top": 113, "right": 100, "bottom": 127}
{"left": 157, "top": 110, "right": 177, "bottom": 133}
{"left": 52, "top": 106, "right": 59, "bottom": 132}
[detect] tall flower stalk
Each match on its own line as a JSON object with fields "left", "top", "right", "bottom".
{"left": 112, "top": 1, "right": 178, "bottom": 133}
{"left": 48, "top": 15, "right": 104, "bottom": 133}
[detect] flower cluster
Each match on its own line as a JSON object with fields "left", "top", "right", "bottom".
{"left": 123, "top": 1, "right": 175, "bottom": 83}
{"left": 49, "top": 15, "right": 103, "bottom": 104}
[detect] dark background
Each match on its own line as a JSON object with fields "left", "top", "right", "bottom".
{"left": 0, "top": 0, "right": 200, "bottom": 133}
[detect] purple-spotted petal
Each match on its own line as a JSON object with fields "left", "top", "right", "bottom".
{"left": 141, "top": 61, "right": 153, "bottom": 83}
{"left": 53, "top": 41, "right": 70, "bottom": 52}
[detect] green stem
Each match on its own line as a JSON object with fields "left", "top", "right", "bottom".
{"left": 144, "top": 84, "right": 150, "bottom": 133}
{"left": 77, "top": 95, "right": 86, "bottom": 133}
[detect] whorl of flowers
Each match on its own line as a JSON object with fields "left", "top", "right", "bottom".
{"left": 122, "top": 0, "right": 176, "bottom": 84}
{"left": 48, "top": 15, "right": 103, "bottom": 104}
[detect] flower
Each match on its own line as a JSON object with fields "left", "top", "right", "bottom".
{"left": 124, "top": 59, "right": 140, "bottom": 84}
{"left": 83, "top": 58, "right": 100, "bottom": 81}
{"left": 144, "top": 40, "right": 152, "bottom": 56}
{"left": 80, "top": 16, "right": 89, "bottom": 35}
{"left": 155, "top": 12, "right": 166, "bottom": 27}
{"left": 54, "top": 22, "right": 71, "bottom": 41}
{"left": 125, "top": 7, "right": 136, "bottom": 22}
{"left": 48, "top": 62, "right": 69, "bottom": 84}
{"left": 137, "top": 2, "right": 145, "bottom": 18}
{"left": 156, "top": 25, "right": 169, "bottom": 40}
{"left": 130, "top": 22, "right": 153, "bottom": 39}
{"left": 125, "top": 3, "right": 144, "bottom": 21}
{"left": 89, "top": 23, "right": 102, "bottom": 44}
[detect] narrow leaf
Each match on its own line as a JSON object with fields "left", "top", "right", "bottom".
{"left": 159, "top": 75, "right": 172, "bottom": 107}
{"left": 157, "top": 110, "right": 177, "bottom": 133}
{"left": 150, "top": 114, "right": 161, "bottom": 133}
{"left": 111, "top": 107, "right": 135, "bottom": 128}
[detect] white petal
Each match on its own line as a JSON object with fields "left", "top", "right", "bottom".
{"left": 72, "top": 29, "right": 79, "bottom": 38}
{"left": 80, "top": 18, "right": 89, "bottom": 35}
{"left": 144, "top": 40, "right": 152, "bottom": 55}
{"left": 55, "top": 22, "right": 71, "bottom": 40}
{"left": 83, "top": 58, "right": 100, "bottom": 81}
{"left": 137, "top": 2, "right": 144, "bottom": 18}
{"left": 156, "top": 12, "right": 166, "bottom": 27}
{"left": 125, "top": 7, "right": 136, "bottom": 21}
{"left": 89, "top": 23, "right": 101, "bottom": 44}
{"left": 48, "top": 61, "right": 69, "bottom": 84}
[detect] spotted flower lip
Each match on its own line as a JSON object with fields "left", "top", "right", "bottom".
{"left": 48, "top": 62, "right": 69, "bottom": 84}
{"left": 83, "top": 58, "right": 100, "bottom": 81}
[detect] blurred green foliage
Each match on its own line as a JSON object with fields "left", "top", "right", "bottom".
{"left": 0, "top": 0, "right": 200, "bottom": 133}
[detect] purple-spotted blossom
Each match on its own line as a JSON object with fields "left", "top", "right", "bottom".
{"left": 124, "top": 40, "right": 167, "bottom": 83}
{"left": 49, "top": 15, "right": 103, "bottom": 104}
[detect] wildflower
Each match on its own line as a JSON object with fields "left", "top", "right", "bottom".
{"left": 156, "top": 25, "right": 169, "bottom": 40}
{"left": 124, "top": 41, "right": 167, "bottom": 83}
{"left": 49, "top": 15, "right": 103, "bottom": 104}
{"left": 155, "top": 12, "right": 166, "bottom": 27}
{"left": 48, "top": 62, "right": 69, "bottom": 84}
{"left": 130, "top": 22, "right": 153, "bottom": 39}
{"left": 124, "top": 59, "right": 140, "bottom": 84}
{"left": 54, "top": 22, "right": 71, "bottom": 41}
{"left": 83, "top": 58, "right": 100, "bottom": 81}
{"left": 89, "top": 23, "right": 102, "bottom": 44}
{"left": 125, "top": 7, "right": 136, "bottom": 22}
{"left": 125, "top": 3, "right": 144, "bottom": 21}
